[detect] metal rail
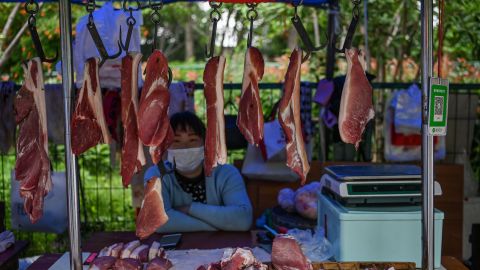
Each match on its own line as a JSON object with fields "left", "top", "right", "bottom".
{"left": 421, "top": 0, "right": 434, "bottom": 269}
{"left": 58, "top": 0, "right": 82, "bottom": 269}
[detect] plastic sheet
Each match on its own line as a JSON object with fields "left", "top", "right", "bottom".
{"left": 287, "top": 228, "right": 333, "bottom": 262}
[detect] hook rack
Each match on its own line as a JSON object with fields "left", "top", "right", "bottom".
{"left": 335, "top": 0, "right": 361, "bottom": 53}
{"left": 205, "top": 2, "right": 222, "bottom": 58}
{"left": 145, "top": 0, "right": 173, "bottom": 87}
{"left": 246, "top": 3, "right": 258, "bottom": 48}
{"left": 86, "top": 0, "right": 122, "bottom": 67}
{"left": 119, "top": 0, "right": 141, "bottom": 52}
{"left": 291, "top": 0, "right": 327, "bottom": 62}
{"left": 25, "top": 0, "right": 58, "bottom": 63}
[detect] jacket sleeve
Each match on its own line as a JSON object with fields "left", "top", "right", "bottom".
{"left": 143, "top": 166, "right": 217, "bottom": 233}
{"left": 188, "top": 166, "right": 253, "bottom": 231}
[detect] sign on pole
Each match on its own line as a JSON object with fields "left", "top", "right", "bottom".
{"left": 428, "top": 77, "right": 449, "bottom": 136}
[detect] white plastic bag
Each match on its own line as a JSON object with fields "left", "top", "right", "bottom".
{"left": 277, "top": 188, "right": 296, "bottom": 213}
{"left": 287, "top": 228, "right": 333, "bottom": 262}
{"left": 74, "top": 2, "right": 143, "bottom": 89}
{"left": 294, "top": 182, "right": 322, "bottom": 220}
{"left": 11, "top": 171, "right": 68, "bottom": 233}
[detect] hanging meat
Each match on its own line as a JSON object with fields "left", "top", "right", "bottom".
{"left": 121, "top": 52, "right": 146, "bottom": 187}
{"left": 278, "top": 49, "right": 310, "bottom": 184}
{"left": 203, "top": 56, "right": 227, "bottom": 176}
{"left": 136, "top": 176, "right": 169, "bottom": 239}
{"left": 237, "top": 47, "right": 265, "bottom": 146}
{"left": 138, "top": 50, "right": 174, "bottom": 164}
{"left": 271, "top": 235, "right": 312, "bottom": 270}
{"left": 338, "top": 48, "right": 375, "bottom": 149}
{"left": 14, "top": 58, "right": 52, "bottom": 223}
{"left": 71, "top": 57, "right": 112, "bottom": 155}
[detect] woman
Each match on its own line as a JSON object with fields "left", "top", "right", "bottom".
{"left": 144, "top": 111, "right": 253, "bottom": 232}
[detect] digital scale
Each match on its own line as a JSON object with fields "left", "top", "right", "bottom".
{"left": 319, "top": 164, "right": 442, "bottom": 206}
{"left": 317, "top": 164, "right": 445, "bottom": 268}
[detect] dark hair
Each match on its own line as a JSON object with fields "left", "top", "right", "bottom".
{"left": 170, "top": 111, "right": 206, "bottom": 139}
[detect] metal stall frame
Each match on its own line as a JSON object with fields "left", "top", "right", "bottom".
{"left": 49, "top": 0, "right": 435, "bottom": 269}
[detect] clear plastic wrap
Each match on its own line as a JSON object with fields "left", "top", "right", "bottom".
{"left": 287, "top": 228, "right": 333, "bottom": 262}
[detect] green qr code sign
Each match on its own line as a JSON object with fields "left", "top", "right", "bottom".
{"left": 428, "top": 77, "right": 449, "bottom": 136}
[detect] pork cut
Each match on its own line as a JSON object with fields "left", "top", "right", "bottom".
{"left": 130, "top": 244, "right": 149, "bottom": 263}
{"left": 138, "top": 50, "right": 174, "bottom": 165}
{"left": 98, "top": 242, "right": 124, "bottom": 258}
{"left": 237, "top": 47, "right": 265, "bottom": 146}
{"left": 136, "top": 176, "right": 169, "bottom": 239}
{"left": 14, "top": 58, "right": 52, "bottom": 223}
{"left": 278, "top": 49, "right": 310, "bottom": 184}
{"left": 71, "top": 57, "right": 112, "bottom": 155}
{"left": 88, "top": 256, "right": 116, "bottom": 270}
{"left": 146, "top": 257, "right": 173, "bottom": 270}
{"left": 271, "top": 235, "right": 312, "bottom": 270}
{"left": 221, "top": 248, "right": 267, "bottom": 270}
{"left": 203, "top": 56, "right": 227, "bottom": 176}
{"left": 114, "top": 258, "right": 142, "bottom": 270}
{"left": 121, "top": 52, "right": 146, "bottom": 187}
{"left": 338, "top": 48, "right": 375, "bottom": 149}
{"left": 149, "top": 241, "right": 162, "bottom": 261}
{"left": 120, "top": 240, "right": 141, "bottom": 259}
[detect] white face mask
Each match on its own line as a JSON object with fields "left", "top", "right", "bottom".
{"left": 167, "top": 146, "right": 204, "bottom": 174}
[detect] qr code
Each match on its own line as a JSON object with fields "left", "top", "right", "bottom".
{"left": 434, "top": 96, "right": 444, "bottom": 122}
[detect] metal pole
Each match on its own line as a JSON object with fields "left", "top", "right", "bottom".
{"left": 58, "top": 0, "right": 82, "bottom": 269}
{"left": 421, "top": 0, "right": 434, "bottom": 269}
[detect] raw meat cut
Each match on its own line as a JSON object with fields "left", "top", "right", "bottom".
{"left": 121, "top": 240, "right": 141, "bottom": 259}
{"left": 278, "top": 49, "right": 310, "bottom": 184}
{"left": 71, "top": 57, "right": 112, "bottom": 155}
{"left": 220, "top": 248, "right": 267, "bottom": 270}
{"left": 338, "top": 48, "right": 375, "bottom": 149}
{"left": 138, "top": 50, "right": 174, "bottom": 164}
{"left": 121, "top": 52, "right": 146, "bottom": 187}
{"left": 203, "top": 56, "right": 227, "bottom": 176}
{"left": 271, "top": 235, "right": 312, "bottom": 270}
{"left": 114, "top": 258, "right": 142, "bottom": 270}
{"left": 14, "top": 58, "right": 52, "bottom": 223}
{"left": 136, "top": 176, "right": 169, "bottom": 239}
{"left": 130, "top": 244, "right": 149, "bottom": 262}
{"left": 146, "top": 257, "right": 173, "bottom": 270}
{"left": 237, "top": 47, "right": 265, "bottom": 146}
{"left": 149, "top": 241, "right": 162, "bottom": 261}
{"left": 88, "top": 256, "right": 116, "bottom": 270}
{"left": 294, "top": 182, "right": 321, "bottom": 219}
{"left": 99, "top": 242, "right": 124, "bottom": 258}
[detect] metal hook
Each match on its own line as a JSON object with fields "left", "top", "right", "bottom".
{"left": 246, "top": 3, "right": 258, "bottom": 48}
{"left": 291, "top": 2, "right": 327, "bottom": 55}
{"left": 118, "top": 9, "right": 136, "bottom": 52}
{"left": 335, "top": 0, "right": 361, "bottom": 53}
{"left": 205, "top": 2, "right": 222, "bottom": 58}
{"left": 87, "top": 16, "right": 122, "bottom": 67}
{"left": 25, "top": 1, "right": 58, "bottom": 63}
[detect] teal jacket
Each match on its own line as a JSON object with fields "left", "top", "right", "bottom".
{"left": 144, "top": 162, "right": 253, "bottom": 233}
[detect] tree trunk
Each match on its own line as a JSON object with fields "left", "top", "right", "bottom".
{"left": 312, "top": 10, "right": 320, "bottom": 47}
{"left": 0, "top": 3, "right": 21, "bottom": 53}
{"left": 184, "top": 10, "right": 194, "bottom": 61}
{"left": 287, "top": 25, "right": 298, "bottom": 51}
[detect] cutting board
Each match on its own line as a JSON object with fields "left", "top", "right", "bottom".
{"left": 48, "top": 247, "right": 271, "bottom": 270}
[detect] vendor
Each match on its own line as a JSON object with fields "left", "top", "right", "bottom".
{"left": 144, "top": 111, "right": 253, "bottom": 232}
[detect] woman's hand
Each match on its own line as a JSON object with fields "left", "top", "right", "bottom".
{"left": 174, "top": 205, "right": 191, "bottom": 214}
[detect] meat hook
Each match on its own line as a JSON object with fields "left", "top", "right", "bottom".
{"left": 246, "top": 3, "right": 258, "bottom": 48}
{"left": 119, "top": 0, "right": 141, "bottom": 52}
{"left": 335, "top": 0, "right": 361, "bottom": 53}
{"left": 205, "top": 2, "right": 222, "bottom": 58}
{"left": 291, "top": 0, "right": 327, "bottom": 59}
{"left": 25, "top": 1, "right": 58, "bottom": 63}
{"left": 85, "top": 0, "right": 122, "bottom": 67}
